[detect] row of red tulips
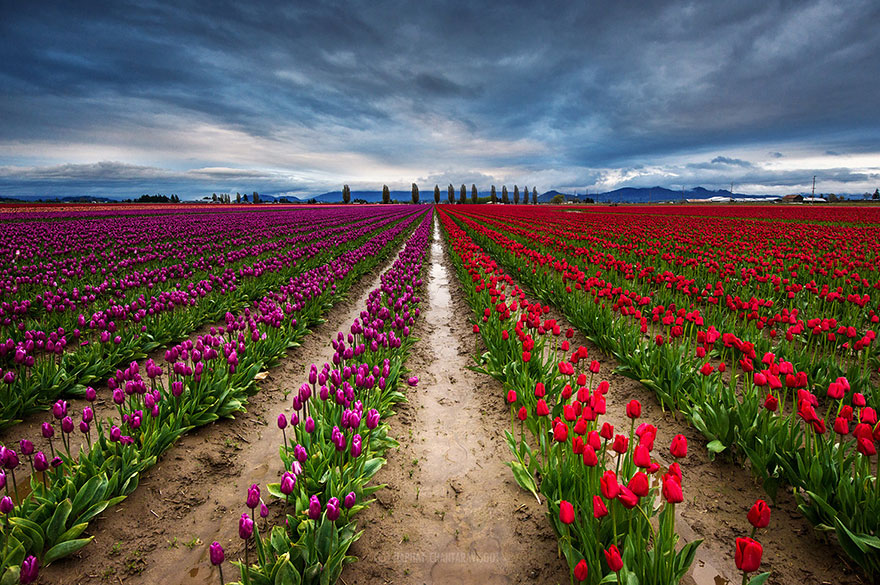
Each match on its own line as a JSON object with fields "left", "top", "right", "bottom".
{"left": 443, "top": 205, "right": 880, "bottom": 580}
{"left": 436, "top": 207, "right": 776, "bottom": 584}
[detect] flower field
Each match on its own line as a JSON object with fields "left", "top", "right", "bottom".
{"left": 1, "top": 202, "right": 878, "bottom": 585}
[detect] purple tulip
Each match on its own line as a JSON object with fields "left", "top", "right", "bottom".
{"left": 407, "top": 376, "right": 419, "bottom": 387}
{"left": 3, "top": 450, "right": 18, "bottom": 470}
{"left": 238, "top": 513, "right": 254, "bottom": 539}
{"left": 0, "top": 471, "right": 5, "bottom": 490}
{"left": 351, "top": 434, "right": 362, "bottom": 458}
{"left": 112, "top": 388, "right": 125, "bottom": 404}
{"left": 171, "top": 381, "right": 184, "bottom": 397}
{"left": 366, "top": 409, "right": 380, "bottom": 430}
{"left": 291, "top": 461, "right": 303, "bottom": 476}
{"left": 294, "top": 444, "right": 308, "bottom": 463}
{"left": 280, "top": 473, "right": 295, "bottom": 495}
{"left": 51, "top": 456, "right": 63, "bottom": 468}
{"left": 308, "top": 495, "right": 321, "bottom": 520}
{"left": 41, "top": 422, "right": 54, "bottom": 439}
{"left": 82, "top": 406, "right": 94, "bottom": 423}
{"left": 109, "top": 425, "right": 122, "bottom": 442}
{"left": 33, "top": 452, "right": 49, "bottom": 472}
{"left": 260, "top": 502, "right": 269, "bottom": 519}
{"left": 79, "top": 420, "right": 90, "bottom": 434}
{"left": 326, "top": 497, "right": 340, "bottom": 521}
{"left": 344, "top": 492, "right": 356, "bottom": 509}
{"left": 19, "top": 555, "right": 39, "bottom": 584}
{"left": 19, "top": 439, "right": 34, "bottom": 456}
{"left": 209, "top": 541, "right": 224, "bottom": 565}
{"left": 305, "top": 417, "right": 315, "bottom": 433}
{"left": 0, "top": 495, "right": 13, "bottom": 514}
{"left": 52, "top": 400, "right": 68, "bottom": 419}
{"left": 277, "top": 414, "right": 287, "bottom": 429}
{"left": 246, "top": 484, "right": 261, "bottom": 509}
{"left": 85, "top": 386, "right": 97, "bottom": 401}
{"left": 2, "top": 371, "right": 14, "bottom": 384}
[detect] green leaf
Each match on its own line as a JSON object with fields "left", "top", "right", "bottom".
{"left": 505, "top": 460, "right": 540, "bottom": 502}
{"left": 706, "top": 440, "right": 727, "bottom": 454}
{"left": 44, "top": 536, "right": 95, "bottom": 564}
{"left": 274, "top": 554, "right": 301, "bottom": 585}
{"left": 748, "top": 572, "right": 771, "bottom": 585}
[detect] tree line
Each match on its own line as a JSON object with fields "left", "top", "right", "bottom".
{"left": 342, "top": 184, "right": 542, "bottom": 204}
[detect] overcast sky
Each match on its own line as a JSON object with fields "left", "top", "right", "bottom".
{"left": 1, "top": 0, "right": 878, "bottom": 199}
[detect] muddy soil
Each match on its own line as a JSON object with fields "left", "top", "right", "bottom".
{"left": 342, "top": 222, "right": 569, "bottom": 585}
{"left": 37, "top": 237, "right": 412, "bottom": 585}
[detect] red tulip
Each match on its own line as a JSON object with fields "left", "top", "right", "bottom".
{"left": 763, "top": 393, "right": 778, "bottom": 412}
{"left": 593, "top": 495, "right": 608, "bottom": 518}
{"left": 612, "top": 434, "right": 629, "bottom": 454}
{"left": 670, "top": 434, "right": 687, "bottom": 458}
{"left": 604, "top": 545, "right": 623, "bottom": 572}
{"left": 559, "top": 500, "right": 575, "bottom": 524}
{"left": 534, "top": 382, "right": 545, "bottom": 397}
{"left": 617, "top": 485, "right": 639, "bottom": 509}
{"left": 536, "top": 399, "right": 550, "bottom": 417}
{"left": 747, "top": 500, "right": 771, "bottom": 529}
{"left": 662, "top": 474, "right": 683, "bottom": 503}
{"left": 857, "top": 437, "right": 876, "bottom": 456}
{"left": 626, "top": 399, "right": 641, "bottom": 419}
{"left": 700, "top": 362, "right": 714, "bottom": 376}
{"left": 517, "top": 406, "right": 527, "bottom": 421}
{"left": 506, "top": 389, "right": 517, "bottom": 403}
{"left": 628, "top": 471, "right": 649, "bottom": 497}
{"left": 601, "top": 470, "right": 619, "bottom": 499}
{"left": 582, "top": 445, "right": 598, "bottom": 467}
{"left": 573, "top": 559, "right": 588, "bottom": 581}
{"left": 633, "top": 444, "right": 651, "bottom": 468}
{"left": 600, "top": 422, "right": 614, "bottom": 440}
{"left": 553, "top": 422, "right": 569, "bottom": 442}
{"left": 735, "top": 537, "right": 763, "bottom": 573}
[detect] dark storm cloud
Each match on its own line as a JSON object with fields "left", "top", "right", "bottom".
{"left": 0, "top": 0, "right": 878, "bottom": 198}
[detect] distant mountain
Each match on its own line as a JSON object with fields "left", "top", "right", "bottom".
{"left": 311, "top": 190, "right": 418, "bottom": 203}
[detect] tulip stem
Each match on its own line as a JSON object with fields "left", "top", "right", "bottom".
{"left": 218, "top": 564, "right": 224, "bottom": 585}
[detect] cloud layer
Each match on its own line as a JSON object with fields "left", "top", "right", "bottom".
{"left": 1, "top": 0, "right": 878, "bottom": 198}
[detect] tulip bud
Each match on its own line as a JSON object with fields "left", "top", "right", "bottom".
{"left": 559, "top": 500, "right": 575, "bottom": 524}
{"left": 245, "top": 484, "right": 261, "bottom": 509}
{"left": 85, "top": 386, "right": 97, "bottom": 402}
{"left": 344, "top": 491, "right": 356, "bottom": 509}
{"left": 626, "top": 400, "right": 641, "bottom": 419}
{"left": 19, "top": 555, "right": 39, "bottom": 584}
{"left": 209, "top": 541, "right": 224, "bottom": 565}
{"left": 41, "top": 422, "right": 54, "bottom": 439}
{"left": 19, "top": 439, "right": 34, "bottom": 456}
{"left": 0, "top": 495, "right": 13, "bottom": 514}
{"left": 662, "top": 474, "right": 683, "bottom": 503}
{"left": 238, "top": 513, "right": 254, "bottom": 539}
{"left": 604, "top": 544, "right": 623, "bottom": 572}
{"left": 735, "top": 537, "right": 763, "bottom": 573}
{"left": 600, "top": 471, "right": 618, "bottom": 500}
{"left": 308, "top": 495, "right": 321, "bottom": 520}
{"left": 670, "top": 434, "right": 688, "bottom": 458}
{"left": 277, "top": 413, "right": 287, "bottom": 429}
{"left": 573, "top": 559, "right": 588, "bottom": 581}
{"left": 748, "top": 500, "right": 771, "bottom": 529}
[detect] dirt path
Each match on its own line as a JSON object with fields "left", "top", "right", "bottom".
{"left": 342, "top": 222, "right": 569, "bottom": 585}
{"left": 38, "top": 236, "right": 412, "bottom": 585}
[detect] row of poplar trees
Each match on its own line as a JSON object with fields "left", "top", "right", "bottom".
{"left": 343, "top": 184, "right": 539, "bottom": 204}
